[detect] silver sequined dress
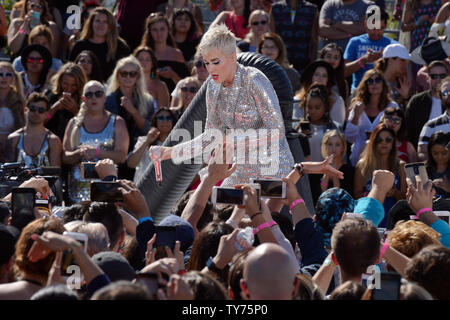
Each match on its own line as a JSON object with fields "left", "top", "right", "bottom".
{"left": 173, "top": 63, "right": 294, "bottom": 186}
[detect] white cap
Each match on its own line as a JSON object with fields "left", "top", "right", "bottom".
{"left": 383, "top": 43, "right": 411, "bottom": 60}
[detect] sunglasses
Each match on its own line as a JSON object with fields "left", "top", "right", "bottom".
{"left": 156, "top": 115, "right": 173, "bottom": 122}
{"left": 84, "top": 90, "right": 104, "bottom": 99}
{"left": 442, "top": 89, "right": 449, "bottom": 98}
{"left": 28, "top": 105, "right": 47, "bottom": 113}
{"left": 365, "top": 76, "right": 383, "bottom": 85}
{"left": 29, "top": 3, "right": 43, "bottom": 10}
{"left": 27, "top": 57, "right": 44, "bottom": 64}
{"left": 430, "top": 73, "right": 447, "bottom": 80}
{"left": 385, "top": 116, "right": 401, "bottom": 124}
{"left": 119, "top": 71, "right": 138, "bottom": 78}
{"left": 0, "top": 72, "right": 13, "bottom": 78}
{"left": 375, "top": 136, "right": 394, "bottom": 144}
{"left": 251, "top": 20, "right": 267, "bottom": 26}
{"left": 181, "top": 87, "right": 197, "bottom": 93}
{"left": 308, "top": 89, "right": 326, "bottom": 98}
{"left": 195, "top": 60, "right": 205, "bottom": 68}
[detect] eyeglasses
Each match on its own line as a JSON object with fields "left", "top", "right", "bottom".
{"left": 375, "top": 136, "right": 394, "bottom": 143}
{"left": 0, "top": 72, "right": 13, "bottom": 78}
{"left": 29, "top": 3, "right": 43, "bottom": 10}
{"left": 156, "top": 115, "right": 173, "bottom": 122}
{"left": 181, "top": 87, "right": 197, "bottom": 93}
{"left": 195, "top": 60, "right": 205, "bottom": 69}
{"left": 84, "top": 90, "right": 104, "bottom": 99}
{"left": 28, "top": 105, "right": 47, "bottom": 113}
{"left": 442, "top": 89, "right": 449, "bottom": 98}
{"left": 119, "top": 71, "right": 138, "bottom": 78}
{"left": 365, "top": 76, "right": 383, "bottom": 85}
{"left": 27, "top": 57, "right": 44, "bottom": 64}
{"left": 251, "top": 20, "right": 268, "bottom": 26}
{"left": 385, "top": 116, "right": 402, "bottom": 124}
{"left": 430, "top": 73, "right": 447, "bottom": 80}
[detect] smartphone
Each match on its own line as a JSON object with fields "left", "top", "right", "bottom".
{"left": 11, "top": 187, "right": 36, "bottom": 217}
{"left": 299, "top": 121, "right": 311, "bottom": 133}
{"left": 90, "top": 181, "right": 123, "bottom": 202}
{"left": 155, "top": 226, "right": 177, "bottom": 250}
{"left": 30, "top": 11, "right": 40, "bottom": 29}
{"left": 61, "top": 232, "right": 88, "bottom": 276}
{"left": 211, "top": 187, "right": 245, "bottom": 205}
{"left": 250, "top": 178, "right": 286, "bottom": 198}
{"left": 435, "top": 211, "right": 450, "bottom": 226}
{"left": 404, "top": 162, "right": 429, "bottom": 189}
{"left": 371, "top": 271, "right": 401, "bottom": 300}
{"left": 80, "top": 162, "right": 99, "bottom": 179}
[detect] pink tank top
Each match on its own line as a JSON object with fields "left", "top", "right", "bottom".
{"left": 225, "top": 11, "right": 250, "bottom": 39}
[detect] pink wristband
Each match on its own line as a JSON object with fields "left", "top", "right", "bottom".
{"left": 289, "top": 198, "right": 304, "bottom": 211}
{"left": 320, "top": 180, "right": 328, "bottom": 187}
{"left": 379, "top": 241, "right": 389, "bottom": 259}
{"left": 416, "top": 208, "right": 432, "bottom": 219}
{"left": 19, "top": 28, "right": 26, "bottom": 35}
{"left": 96, "top": 147, "right": 101, "bottom": 158}
{"left": 253, "top": 221, "right": 277, "bottom": 235}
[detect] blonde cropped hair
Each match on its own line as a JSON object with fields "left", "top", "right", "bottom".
{"left": 387, "top": 220, "right": 441, "bottom": 258}
{"left": 198, "top": 24, "right": 237, "bottom": 56}
{"left": 321, "top": 129, "right": 347, "bottom": 160}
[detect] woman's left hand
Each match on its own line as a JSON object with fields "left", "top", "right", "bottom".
{"left": 396, "top": 76, "right": 411, "bottom": 100}
{"left": 303, "top": 156, "right": 345, "bottom": 180}
{"left": 120, "top": 96, "right": 137, "bottom": 116}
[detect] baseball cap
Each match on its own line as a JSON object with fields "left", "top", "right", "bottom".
{"left": 92, "top": 251, "right": 136, "bottom": 282}
{"left": 383, "top": 43, "right": 411, "bottom": 60}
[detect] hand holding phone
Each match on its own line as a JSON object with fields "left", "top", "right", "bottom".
{"left": 155, "top": 226, "right": 177, "bottom": 250}
{"left": 371, "top": 272, "right": 401, "bottom": 300}
{"left": 299, "top": 121, "right": 311, "bottom": 138}
{"left": 80, "top": 162, "right": 99, "bottom": 179}
{"left": 404, "top": 163, "right": 429, "bottom": 190}
{"left": 90, "top": 181, "right": 123, "bottom": 202}
{"left": 30, "top": 11, "right": 41, "bottom": 29}
{"left": 61, "top": 232, "right": 88, "bottom": 276}
{"left": 211, "top": 187, "right": 245, "bottom": 205}
{"left": 12, "top": 187, "right": 36, "bottom": 217}
{"left": 250, "top": 178, "right": 286, "bottom": 199}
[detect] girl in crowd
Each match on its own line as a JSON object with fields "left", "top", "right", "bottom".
{"left": 140, "top": 14, "right": 189, "bottom": 93}
{"left": 74, "top": 50, "right": 103, "bottom": 83}
{"left": 70, "top": 7, "right": 130, "bottom": 81}
{"left": 171, "top": 76, "right": 201, "bottom": 119}
{"left": 319, "top": 43, "right": 349, "bottom": 108}
{"left": 354, "top": 123, "right": 406, "bottom": 227}
{"left": 426, "top": 131, "right": 450, "bottom": 199}
{"left": 345, "top": 69, "right": 399, "bottom": 167}
{"left": 8, "top": 0, "right": 59, "bottom": 57}
{"left": 158, "top": 0, "right": 204, "bottom": 33}
{"left": 63, "top": 80, "right": 129, "bottom": 204}
{"left": 293, "top": 60, "right": 345, "bottom": 125}
{"left": 381, "top": 106, "right": 418, "bottom": 163}
{"left": 257, "top": 32, "right": 300, "bottom": 93}
{"left": 127, "top": 107, "right": 178, "bottom": 183}
{"left": 20, "top": 44, "right": 52, "bottom": 97}
{"left": 134, "top": 46, "right": 170, "bottom": 108}
{"left": 171, "top": 8, "right": 202, "bottom": 62}
{"left": 0, "top": 62, "right": 25, "bottom": 162}
{"left": 320, "top": 130, "right": 354, "bottom": 196}
{"left": 210, "top": 0, "right": 251, "bottom": 39}
{"left": 45, "top": 63, "right": 87, "bottom": 141}
{"left": 237, "top": 10, "right": 270, "bottom": 53}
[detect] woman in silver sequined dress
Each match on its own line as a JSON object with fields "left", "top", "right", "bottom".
{"left": 150, "top": 24, "right": 295, "bottom": 187}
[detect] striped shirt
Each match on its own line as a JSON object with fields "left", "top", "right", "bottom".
{"left": 418, "top": 111, "right": 450, "bottom": 145}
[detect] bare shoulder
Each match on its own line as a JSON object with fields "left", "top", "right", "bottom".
{"left": 48, "top": 132, "right": 62, "bottom": 144}
{"left": 8, "top": 128, "right": 23, "bottom": 140}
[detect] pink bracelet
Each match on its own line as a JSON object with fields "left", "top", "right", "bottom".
{"left": 253, "top": 220, "right": 277, "bottom": 235}
{"left": 379, "top": 241, "right": 389, "bottom": 259}
{"left": 19, "top": 28, "right": 27, "bottom": 35}
{"left": 289, "top": 198, "right": 304, "bottom": 211}
{"left": 96, "top": 147, "right": 101, "bottom": 158}
{"left": 320, "top": 180, "right": 328, "bottom": 187}
{"left": 416, "top": 208, "right": 432, "bottom": 219}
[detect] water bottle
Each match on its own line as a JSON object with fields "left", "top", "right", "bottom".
{"left": 235, "top": 227, "right": 254, "bottom": 251}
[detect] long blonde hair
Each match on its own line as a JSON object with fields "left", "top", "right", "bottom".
{"left": 51, "top": 62, "right": 87, "bottom": 103}
{"left": 107, "top": 55, "right": 152, "bottom": 118}
{"left": 80, "top": 7, "right": 123, "bottom": 62}
{"left": 0, "top": 62, "right": 26, "bottom": 129}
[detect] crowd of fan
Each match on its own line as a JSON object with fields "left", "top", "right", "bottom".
{"left": 0, "top": 0, "right": 449, "bottom": 300}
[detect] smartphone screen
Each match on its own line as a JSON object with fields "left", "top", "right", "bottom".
{"left": 371, "top": 272, "right": 401, "bottom": 300}
{"left": 299, "top": 121, "right": 311, "bottom": 132}
{"left": 214, "top": 187, "right": 245, "bottom": 205}
{"left": 155, "top": 226, "right": 176, "bottom": 250}
{"left": 404, "top": 163, "right": 429, "bottom": 189}
{"left": 11, "top": 188, "right": 36, "bottom": 216}
{"left": 81, "top": 162, "right": 99, "bottom": 179}
{"left": 90, "top": 182, "right": 123, "bottom": 202}
{"left": 251, "top": 179, "right": 286, "bottom": 198}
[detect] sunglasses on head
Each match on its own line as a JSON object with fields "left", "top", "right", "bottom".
{"left": 28, "top": 105, "right": 47, "bottom": 113}
{"left": 385, "top": 115, "right": 401, "bottom": 124}
{"left": 365, "top": 76, "right": 383, "bottom": 85}
{"left": 251, "top": 20, "right": 267, "bottom": 26}
{"left": 195, "top": 60, "right": 205, "bottom": 68}
{"left": 181, "top": 86, "right": 197, "bottom": 93}
{"left": 156, "top": 115, "right": 173, "bottom": 122}
{"left": 84, "top": 90, "right": 104, "bottom": 99}
{"left": 119, "top": 71, "right": 138, "bottom": 78}
{"left": 375, "top": 136, "right": 393, "bottom": 143}
{"left": 429, "top": 73, "right": 447, "bottom": 80}
{"left": 27, "top": 57, "right": 43, "bottom": 64}
{"left": 0, "top": 72, "right": 13, "bottom": 78}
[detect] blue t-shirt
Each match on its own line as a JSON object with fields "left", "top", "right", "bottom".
{"left": 344, "top": 34, "right": 396, "bottom": 89}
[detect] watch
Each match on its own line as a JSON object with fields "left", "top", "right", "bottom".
{"left": 206, "top": 256, "right": 222, "bottom": 274}
{"left": 293, "top": 163, "right": 304, "bottom": 177}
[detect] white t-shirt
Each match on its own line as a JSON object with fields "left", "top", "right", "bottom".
{"left": 429, "top": 97, "right": 442, "bottom": 121}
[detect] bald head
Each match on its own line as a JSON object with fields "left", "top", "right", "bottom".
{"left": 242, "top": 243, "right": 298, "bottom": 300}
